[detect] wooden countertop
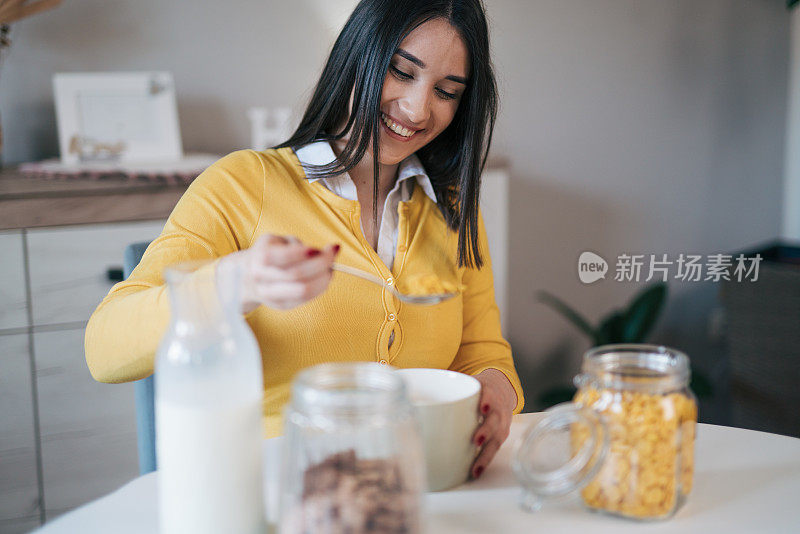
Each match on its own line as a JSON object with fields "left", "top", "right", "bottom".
{"left": 0, "top": 170, "right": 189, "bottom": 230}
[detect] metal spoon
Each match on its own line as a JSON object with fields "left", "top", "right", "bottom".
{"left": 331, "top": 263, "right": 457, "bottom": 305}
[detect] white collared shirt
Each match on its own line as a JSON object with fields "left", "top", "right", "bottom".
{"left": 294, "top": 140, "right": 437, "bottom": 271}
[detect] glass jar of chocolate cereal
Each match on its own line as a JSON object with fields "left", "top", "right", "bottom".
{"left": 279, "top": 362, "right": 425, "bottom": 534}
{"left": 513, "top": 344, "right": 697, "bottom": 521}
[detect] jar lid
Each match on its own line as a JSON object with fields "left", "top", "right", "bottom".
{"left": 512, "top": 403, "right": 608, "bottom": 512}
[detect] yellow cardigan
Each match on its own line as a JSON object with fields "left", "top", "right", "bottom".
{"left": 85, "top": 148, "right": 524, "bottom": 436}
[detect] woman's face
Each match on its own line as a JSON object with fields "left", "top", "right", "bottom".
{"left": 352, "top": 18, "right": 470, "bottom": 165}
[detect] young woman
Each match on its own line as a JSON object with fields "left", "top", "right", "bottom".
{"left": 85, "top": 0, "right": 523, "bottom": 479}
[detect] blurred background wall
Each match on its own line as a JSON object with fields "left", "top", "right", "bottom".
{"left": 0, "top": 0, "right": 791, "bottom": 422}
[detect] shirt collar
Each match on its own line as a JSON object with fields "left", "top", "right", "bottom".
{"left": 294, "top": 140, "right": 437, "bottom": 204}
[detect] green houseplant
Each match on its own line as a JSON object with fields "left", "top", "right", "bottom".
{"left": 536, "top": 283, "right": 712, "bottom": 407}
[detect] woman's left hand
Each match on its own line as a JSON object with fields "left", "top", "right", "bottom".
{"left": 471, "top": 369, "right": 517, "bottom": 479}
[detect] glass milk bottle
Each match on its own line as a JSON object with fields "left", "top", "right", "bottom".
{"left": 156, "top": 260, "right": 266, "bottom": 534}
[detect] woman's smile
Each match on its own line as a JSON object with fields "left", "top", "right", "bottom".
{"left": 380, "top": 112, "right": 423, "bottom": 142}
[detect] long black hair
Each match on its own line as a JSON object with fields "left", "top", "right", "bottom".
{"left": 275, "top": 0, "right": 497, "bottom": 268}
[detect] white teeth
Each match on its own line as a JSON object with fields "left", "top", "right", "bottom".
{"left": 381, "top": 113, "right": 415, "bottom": 138}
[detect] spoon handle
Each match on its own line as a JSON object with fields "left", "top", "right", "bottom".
{"left": 331, "top": 263, "right": 456, "bottom": 305}
{"left": 331, "top": 263, "right": 400, "bottom": 297}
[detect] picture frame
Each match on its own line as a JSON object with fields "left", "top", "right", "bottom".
{"left": 53, "top": 71, "right": 183, "bottom": 165}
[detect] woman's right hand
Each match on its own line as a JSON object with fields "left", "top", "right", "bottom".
{"left": 221, "top": 234, "right": 340, "bottom": 313}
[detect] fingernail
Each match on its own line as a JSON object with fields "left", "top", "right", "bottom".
{"left": 481, "top": 403, "right": 490, "bottom": 415}
{"left": 474, "top": 466, "right": 484, "bottom": 478}
{"left": 307, "top": 248, "right": 321, "bottom": 257}
{"left": 476, "top": 435, "right": 485, "bottom": 447}
{"left": 332, "top": 244, "right": 341, "bottom": 254}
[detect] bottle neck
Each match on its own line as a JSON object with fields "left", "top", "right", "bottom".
{"left": 165, "top": 260, "right": 240, "bottom": 335}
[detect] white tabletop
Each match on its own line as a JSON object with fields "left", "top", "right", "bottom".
{"left": 35, "top": 413, "right": 800, "bottom": 533}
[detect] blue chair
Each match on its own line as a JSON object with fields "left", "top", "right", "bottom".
{"left": 123, "top": 242, "right": 156, "bottom": 475}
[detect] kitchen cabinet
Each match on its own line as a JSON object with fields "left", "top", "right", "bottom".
{"left": 35, "top": 329, "right": 138, "bottom": 520}
{"left": 0, "top": 200, "right": 169, "bottom": 527}
{"left": 0, "top": 168, "right": 184, "bottom": 527}
{"left": 0, "top": 230, "right": 27, "bottom": 331}
{"left": 479, "top": 168, "right": 509, "bottom": 336}
{"left": 27, "top": 222, "right": 165, "bottom": 326}
{"left": 0, "top": 334, "right": 39, "bottom": 529}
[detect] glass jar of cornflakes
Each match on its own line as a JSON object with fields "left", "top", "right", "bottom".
{"left": 513, "top": 344, "right": 697, "bottom": 521}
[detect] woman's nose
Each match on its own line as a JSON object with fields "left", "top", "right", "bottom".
{"left": 398, "top": 86, "right": 431, "bottom": 125}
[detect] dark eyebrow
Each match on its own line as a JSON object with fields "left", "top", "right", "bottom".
{"left": 395, "top": 48, "right": 468, "bottom": 85}
{"left": 445, "top": 74, "right": 468, "bottom": 85}
{"left": 396, "top": 48, "right": 425, "bottom": 68}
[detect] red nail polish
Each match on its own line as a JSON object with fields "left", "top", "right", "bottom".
{"left": 333, "top": 244, "right": 341, "bottom": 254}
{"left": 307, "top": 248, "right": 321, "bottom": 257}
{"left": 481, "top": 403, "right": 490, "bottom": 415}
{"left": 476, "top": 435, "right": 485, "bottom": 447}
{"left": 474, "top": 466, "right": 484, "bottom": 478}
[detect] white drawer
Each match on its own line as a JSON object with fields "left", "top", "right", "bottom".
{"left": 27, "top": 220, "right": 165, "bottom": 326}
{"left": 35, "top": 328, "right": 138, "bottom": 519}
{"left": 0, "top": 231, "right": 28, "bottom": 331}
{"left": 0, "top": 334, "right": 40, "bottom": 523}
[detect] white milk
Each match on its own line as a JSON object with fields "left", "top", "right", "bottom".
{"left": 156, "top": 261, "right": 266, "bottom": 533}
{"left": 156, "top": 396, "right": 265, "bottom": 534}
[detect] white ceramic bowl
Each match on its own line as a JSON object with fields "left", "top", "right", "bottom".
{"left": 396, "top": 368, "right": 481, "bottom": 491}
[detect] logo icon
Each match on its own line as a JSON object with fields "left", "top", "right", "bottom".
{"left": 578, "top": 252, "right": 608, "bottom": 284}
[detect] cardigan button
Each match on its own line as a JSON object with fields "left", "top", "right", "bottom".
{"left": 379, "top": 359, "right": 388, "bottom": 365}
{"left": 388, "top": 313, "right": 396, "bottom": 321}
{"left": 386, "top": 277, "right": 394, "bottom": 286}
